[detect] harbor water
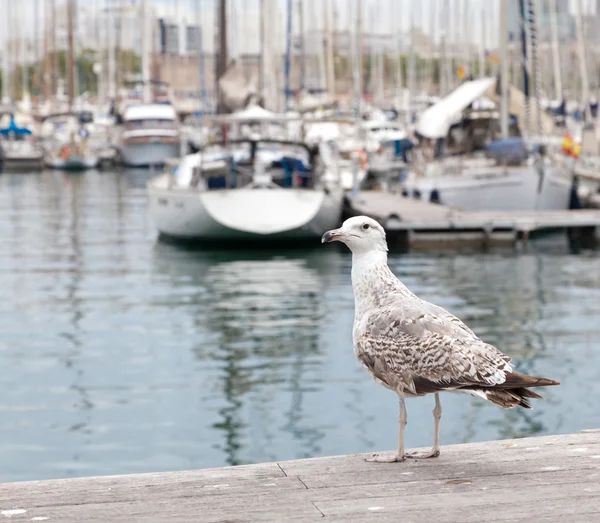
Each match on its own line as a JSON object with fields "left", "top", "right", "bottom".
{"left": 0, "top": 170, "right": 598, "bottom": 482}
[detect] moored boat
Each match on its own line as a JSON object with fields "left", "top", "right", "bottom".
{"left": 119, "top": 104, "right": 181, "bottom": 167}
{"left": 147, "top": 135, "right": 344, "bottom": 243}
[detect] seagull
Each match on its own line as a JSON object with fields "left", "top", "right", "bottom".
{"left": 322, "top": 216, "right": 560, "bottom": 463}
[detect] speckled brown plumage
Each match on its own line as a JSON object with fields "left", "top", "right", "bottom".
{"left": 346, "top": 221, "right": 558, "bottom": 408}
{"left": 322, "top": 216, "right": 560, "bottom": 461}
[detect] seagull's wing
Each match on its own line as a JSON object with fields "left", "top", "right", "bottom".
{"left": 354, "top": 300, "right": 513, "bottom": 396}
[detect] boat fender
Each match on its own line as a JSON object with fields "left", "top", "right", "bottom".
{"left": 412, "top": 189, "right": 421, "bottom": 199}
{"left": 353, "top": 149, "right": 368, "bottom": 170}
{"left": 360, "top": 151, "right": 368, "bottom": 170}
{"left": 429, "top": 188, "right": 441, "bottom": 204}
{"left": 569, "top": 178, "right": 582, "bottom": 210}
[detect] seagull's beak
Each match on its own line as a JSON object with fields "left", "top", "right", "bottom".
{"left": 321, "top": 229, "right": 344, "bottom": 243}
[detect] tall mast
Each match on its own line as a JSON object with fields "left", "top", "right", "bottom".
{"left": 33, "top": 0, "right": 40, "bottom": 103}
{"left": 297, "top": 0, "right": 305, "bottom": 90}
{"left": 5, "top": 0, "right": 13, "bottom": 102}
{"left": 324, "top": 0, "right": 335, "bottom": 99}
{"left": 499, "top": 0, "right": 509, "bottom": 138}
{"left": 407, "top": 5, "right": 415, "bottom": 99}
{"left": 106, "top": 0, "right": 115, "bottom": 102}
{"left": 440, "top": 0, "right": 448, "bottom": 96}
{"left": 14, "top": 2, "right": 21, "bottom": 102}
{"left": 258, "top": 0, "right": 266, "bottom": 100}
{"left": 392, "top": 0, "right": 402, "bottom": 106}
{"left": 20, "top": 1, "right": 30, "bottom": 104}
{"left": 52, "top": 0, "right": 58, "bottom": 105}
{"left": 548, "top": 0, "right": 562, "bottom": 101}
{"left": 355, "top": 0, "right": 362, "bottom": 113}
{"left": 67, "top": 2, "right": 74, "bottom": 101}
{"left": 216, "top": 0, "right": 227, "bottom": 112}
{"left": 195, "top": 0, "right": 207, "bottom": 108}
{"left": 575, "top": 0, "right": 591, "bottom": 122}
{"left": 67, "top": 0, "right": 76, "bottom": 111}
{"left": 141, "top": 0, "right": 151, "bottom": 103}
{"left": 428, "top": 0, "right": 436, "bottom": 91}
{"left": 479, "top": 6, "right": 485, "bottom": 78}
{"left": 284, "top": 0, "right": 293, "bottom": 109}
{"left": 43, "top": 0, "right": 51, "bottom": 103}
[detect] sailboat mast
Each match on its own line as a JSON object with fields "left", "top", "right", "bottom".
{"left": 216, "top": 0, "right": 228, "bottom": 112}
{"left": 499, "top": 0, "right": 509, "bottom": 138}
{"left": 67, "top": 0, "right": 76, "bottom": 111}
{"left": 195, "top": 0, "right": 207, "bottom": 108}
{"left": 392, "top": 0, "right": 402, "bottom": 106}
{"left": 141, "top": 0, "right": 151, "bottom": 103}
{"left": 324, "top": 0, "right": 335, "bottom": 99}
{"left": 21, "top": 1, "right": 30, "bottom": 103}
{"left": 479, "top": 6, "right": 485, "bottom": 78}
{"left": 34, "top": 0, "right": 40, "bottom": 103}
{"left": 284, "top": 0, "right": 293, "bottom": 109}
{"left": 52, "top": 0, "right": 58, "bottom": 105}
{"left": 575, "top": 0, "right": 591, "bottom": 122}
{"left": 5, "top": 0, "right": 13, "bottom": 102}
{"left": 356, "top": 0, "right": 362, "bottom": 112}
{"left": 440, "top": 0, "right": 448, "bottom": 96}
{"left": 106, "top": 0, "right": 115, "bottom": 102}
{"left": 548, "top": 0, "right": 562, "bottom": 101}
{"left": 297, "top": 0, "right": 305, "bottom": 90}
{"left": 14, "top": 3, "right": 21, "bottom": 102}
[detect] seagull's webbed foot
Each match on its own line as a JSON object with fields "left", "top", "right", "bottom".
{"left": 404, "top": 448, "right": 440, "bottom": 459}
{"left": 365, "top": 452, "right": 406, "bottom": 463}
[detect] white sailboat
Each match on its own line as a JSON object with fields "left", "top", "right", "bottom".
{"left": 42, "top": 112, "right": 100, "bottom": 171}
{"left": 402, "top": 76, "right": 572, "bottom": 212}
{"left": 0, "top": 111, "right": 44, "bottom": 171}
{"left": 147, "top": 114, "right": 344, "bottom": 242}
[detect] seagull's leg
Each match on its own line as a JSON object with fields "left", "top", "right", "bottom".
{"left": 406, "top": 393, "right": 442, "bottom": 459}
{"left": 366, "top": 395, "right": 407, "bottom": 463}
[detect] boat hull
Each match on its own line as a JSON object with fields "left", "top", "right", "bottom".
{"left": 1, "top": 155, "right": 44, "bottom": 171}
{"left": 120, "top": 141, "right": 180, "bottom": 168}
{"left": 45, "top": 156, "right": 99, "bottom": 171}
{"left": 148, "top": 178, "right": 344, "bottom": 242}
{"left": 403, "top": 165, "right": 572, "bottom": 211}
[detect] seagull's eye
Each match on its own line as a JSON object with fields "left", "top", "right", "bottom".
{"left": 362, "top": 223, "right": 370, "bottom": 230}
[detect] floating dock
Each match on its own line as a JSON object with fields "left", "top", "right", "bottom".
{"left": 0, "top": 431, "right": 598, "bottom": 522}
{"left": 348, "top": 191, "right": 600, "bottom": 249}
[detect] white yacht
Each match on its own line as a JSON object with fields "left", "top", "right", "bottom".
{"left": 119, "top": 104, "right": 181, "bottom": 167}
{"left": 147, "top": 137, "right": 344, "bottom": 242}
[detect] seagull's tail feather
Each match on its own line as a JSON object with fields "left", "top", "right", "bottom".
{"left": 482, "top": 389, "right": 533, "bottom": 409}
{"left": 502, "top": 371, "right": 561, "bottom": 389}
{"left": 479, "top": 371, "right": 560, "bottom": 409}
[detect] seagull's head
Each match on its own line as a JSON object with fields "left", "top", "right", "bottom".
{"left": 321, "top": 216, "right": 388, "bottom": 254}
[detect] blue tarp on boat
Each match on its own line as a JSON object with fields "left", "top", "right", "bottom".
{"left": 0, "top": 116, "right": 32, "bottom": 136}
{"left": 485, "top": 137, "right": 527, "bottom": 166}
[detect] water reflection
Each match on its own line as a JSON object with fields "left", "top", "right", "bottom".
{"left": 151, "top": 244, "right": 344, "bottom": 465}
{"left": 0, "top": 168, "right": 598, "bottom": 481}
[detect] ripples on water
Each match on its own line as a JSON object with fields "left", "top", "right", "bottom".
{"left": 0, "top": 170, "right": 598, "bottom": 482}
